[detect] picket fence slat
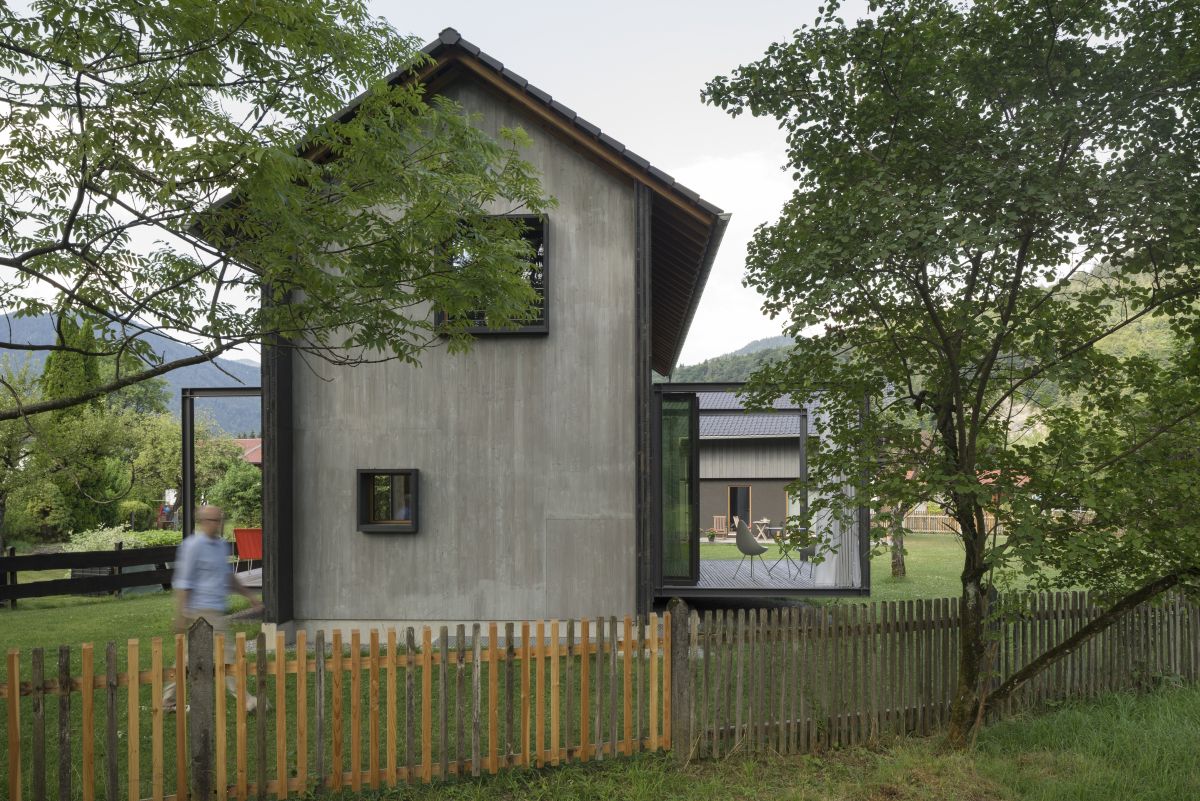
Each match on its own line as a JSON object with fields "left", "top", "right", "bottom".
{"left": 254, "top": 633, "right": 266, "bottom": 801}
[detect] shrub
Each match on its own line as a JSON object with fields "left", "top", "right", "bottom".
{"left": 64, "top": 525, "right": 185, "bottom": 552}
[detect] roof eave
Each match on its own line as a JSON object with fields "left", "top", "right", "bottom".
{"left": 661, "top": 212, "right": 731, "bottom": 374}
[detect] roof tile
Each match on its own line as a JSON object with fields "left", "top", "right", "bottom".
{"left": 499, "top": 67, "right": 528, "bottom": 89}
{"left": 647, "top": 165, "right": 676, "bottom": 186}
{"left": 477, "top": 51, "right": 503, "bottom": 71}
{"left": 549, "top": 100, "right": 577, "bottom": 121}
{"left": 574, "top": 118, "right": 601, "bottom": 137}
{"left": 700, "top": 413, "right": 803, "bottom": 439}
{"left": 623, "top": 150, "right": 651, "bottom": 170}
{"left": 597, "top": 132, "right": 626, "bottom": 153}
{"left": 525, "top": 84, "right": 552, "bottom": 104}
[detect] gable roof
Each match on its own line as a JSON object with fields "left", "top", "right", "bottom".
{"left": 363, "top": 29, "right": 730, "bottom": 374}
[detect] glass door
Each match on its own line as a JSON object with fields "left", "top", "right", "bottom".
{"left": 656, "top": 391, "right": 699, "bottom": 586}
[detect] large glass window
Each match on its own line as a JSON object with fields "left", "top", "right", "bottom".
{"left": 660, "top": 396, "right": 696, "bottom": 582}
{"left": 357, "top": 469, "right": 419, "bottom": 533}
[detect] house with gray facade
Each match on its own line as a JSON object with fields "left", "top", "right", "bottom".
{"left": 255, "top": 30, "right": 867, "bottom": 633}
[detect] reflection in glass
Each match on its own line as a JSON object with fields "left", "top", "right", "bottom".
{"left": 368, "top": 473, "right": 413, "bottom": 524}
{"left": 661, "top": 397, "right": 694, "bottom": 580}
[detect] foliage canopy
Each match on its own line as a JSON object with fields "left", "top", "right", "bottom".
{"left": 0, "top": 0, "right": 550, "bottom": 420}
{"left": 705, "top": 0, "right": 1200, "bottom": 744}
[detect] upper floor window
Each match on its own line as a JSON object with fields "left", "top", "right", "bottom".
{"left": 437, "top": 215, "right": 548, "bottom": 335}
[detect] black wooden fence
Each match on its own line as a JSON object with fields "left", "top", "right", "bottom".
{"left": 0, "top": 545, "right": 176, "bottom": 606}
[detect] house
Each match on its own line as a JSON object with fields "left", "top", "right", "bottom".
{"left": 255, "top": 29, "right": 867, "bottom": 633}
{"left": 234, "top": 438, "right": 262, "bottom": 469}
{"left": 696, "top": 390, "right": 804, "bottom": 534}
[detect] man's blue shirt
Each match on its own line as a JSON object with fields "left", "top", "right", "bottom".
{"left": 172, "top": 533, "right": 232, "bottom": 612}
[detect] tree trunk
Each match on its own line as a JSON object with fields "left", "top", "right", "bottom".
{"left": 945, "top": 500, "right": 989, "bottom": 749}
{"left": 946, "top": 575, "right": 988, "bottom": 747}
{"left": 890, "top": 513, "right": 907, "bottom": 578}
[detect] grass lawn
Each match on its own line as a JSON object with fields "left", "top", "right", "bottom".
{"left": 700, "top": 532, "right": 970, "bottom": 603}
{"left": 356, "top": 687, "right": 1200, "bottom": 801}
{"left": 867, "top": 533, "right": 967, "bottom": 602}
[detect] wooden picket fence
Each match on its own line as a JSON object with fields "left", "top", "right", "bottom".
{"left": 6, "top": 593, "right": 1200, "bottom": 800}
{"left": 1, "top": 613, "right": 672, "bottom": 801}
{"left": 900, "top": 512, "right": 1000, "bottom": 535}
{"left": 679, "top": 592, "right": 1200, "bottom": 758}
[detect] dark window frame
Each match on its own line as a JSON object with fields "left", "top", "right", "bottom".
{"left": 436, "top": 214, "right": 550, "bottom": 336}
{"left": 356, "top": 468, "right": 420, "bottom": 534}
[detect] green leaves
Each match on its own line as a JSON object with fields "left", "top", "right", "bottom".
{"left": 707, "top": 0, "right": 1200, "bottom": 600}
{"left": 0, "top": 1, "right": 550, "bottom": 418}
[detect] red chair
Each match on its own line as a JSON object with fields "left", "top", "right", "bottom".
{"left": 233, "top": 528, "right": 263, "bottom": 573}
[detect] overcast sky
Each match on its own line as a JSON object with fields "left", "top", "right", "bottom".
{"left": 374, "top": 0, "right": 868, "bottom": 367}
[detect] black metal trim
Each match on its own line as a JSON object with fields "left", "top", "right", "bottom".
{"left": 180, "top": 386, "right": 262, "bottom": 540}
{"left": 356, "top": 468, "right": 420, "bottom": 534}
{"left": 262, "top": 324, "right": 295, "bottom": 624}
{"left": 634, "top": 183, "right": 653, "bottom": 616}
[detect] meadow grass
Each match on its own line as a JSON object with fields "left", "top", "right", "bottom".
{"left": 354, "top": 687, "right": 1200, "bottom": 801}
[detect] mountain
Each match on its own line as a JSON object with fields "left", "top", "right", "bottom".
{"left": 0, "top": 314, "right": 261, "bottom": 434}
{"left": 731, "top": 335, "right": 792, "bottom": 356}
{"left": 670, "top": 336, "right": 792, "bottom": 382}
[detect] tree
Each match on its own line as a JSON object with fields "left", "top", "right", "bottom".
{"left": 208, "top": 460, "right": 262, "bottom": 527}
{"left": 705, "top": 0, "right": 1200, "bottom": 746}
{"left": 24, "top": 317, "right": 134, "bottom": 536}
{"left": 0, "top": 361, "right": 37, "bottom": 546}
{"left": 0, "top": 0, "right": 550, "bottom": 421}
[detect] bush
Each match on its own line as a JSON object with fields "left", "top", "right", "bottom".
{"left": 207, "top": 460, "right": 262, "bottom": 527}
{"left": 117, "top": 500, "right": 155, "bottom": 530}
{"left": 64, "top": 525, "right": 184, "bottom": 552}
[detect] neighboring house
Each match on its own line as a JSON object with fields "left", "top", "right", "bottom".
{"left": 696, "top": 390, "right": 803, "bottom": 534}
{"left": 251, "top": 29, "right": 867, "bottom": 634}
{"left": 234, "top": 438, "right": 262, "bottom": 469}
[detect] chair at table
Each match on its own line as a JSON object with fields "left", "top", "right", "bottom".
{"left": 731, "top": 517, "right": 771, "bottom": 580}
{"left": 233, "top": 527, "right": 263, "bottom": 573}
{"left": 712, "top": 515, "right": 728, "bottom": 534}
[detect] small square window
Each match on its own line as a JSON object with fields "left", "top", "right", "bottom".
{"left": 357, "top": 469, "right": 419, "bottom": 533}
{"left": 436, "top": 215, "right": 548, "bottom": 335}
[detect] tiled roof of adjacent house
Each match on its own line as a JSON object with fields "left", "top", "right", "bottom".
{"left": 234, "top": 438, "right": 262, "bottom": 466}
{"left": 696, "top": 391, "right": 802, "bottom": 411}
{"left": 700, "top": 413, "right": 803, "bottom": 439}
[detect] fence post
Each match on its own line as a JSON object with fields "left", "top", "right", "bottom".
{"left": 6, "top": 545, "right": 15, "bottom": 609}
{"left": 667, "top": 598, "right": 691, "bottom": 764}
{"left": 112, "top": 542, "right": 123, "bottom": 598}
{"left": 187, "top": 618, "right": 215, "bottom": 800}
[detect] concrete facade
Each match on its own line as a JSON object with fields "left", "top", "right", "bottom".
{"left": 289, "top": 79, "right": 640, "bottom": 624}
